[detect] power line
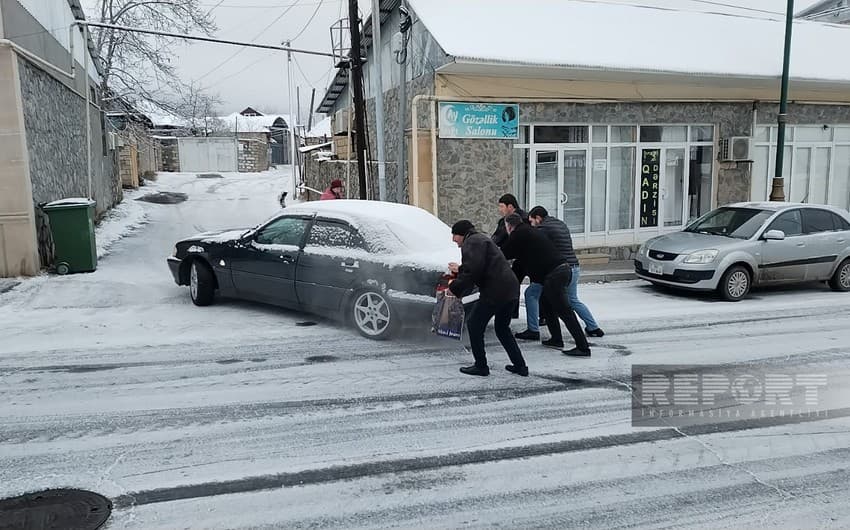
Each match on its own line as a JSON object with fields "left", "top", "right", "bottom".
{"left": 288, "top": 0, "right": 326, "bottom": 42}
{"left": 195, "top": 0, "right": 302, "bottom": 83}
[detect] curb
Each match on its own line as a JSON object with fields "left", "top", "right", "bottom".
{"left": 579, "top": 271, "right": 637, "bottom": 284}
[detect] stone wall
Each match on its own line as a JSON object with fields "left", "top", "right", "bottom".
{"left": 17, "top": 58, "right": 120, "bottom": 268}
{"left": 160, "top": 138, "right": 180, "bottom": 172}
{"left": 18, "top": 58, "right": 119, "bottom": 215}
{"left": 238, "top": 133, "right": 269, "bottom": 172}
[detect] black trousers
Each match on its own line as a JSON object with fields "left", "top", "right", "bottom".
{"left": 466, "top": 299, "right": 527, "bottom": 369}
{"left": 540, "top": 264, "right": 590, "bottom": 350}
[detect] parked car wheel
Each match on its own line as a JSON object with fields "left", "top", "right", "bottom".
{"left": 351, "top": 290, "right": 396, "bottom": 340}
{"left": 190, "top": 260, "right": 215, "bottom": 306}
{"left": 829, "top": 259, "right": 850, "bottom": 292}
{"left": 718, "top": 265, "right": 751, "bottom": 301}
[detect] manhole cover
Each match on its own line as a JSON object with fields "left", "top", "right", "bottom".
{"left": 197, "top": 173, "right": 223, "bottom": 179}
{"left": 0, "top": 489, "right": 111, "bottom": 530}
{"left": 135, "top": 191, "right": 188, "bottom": 204}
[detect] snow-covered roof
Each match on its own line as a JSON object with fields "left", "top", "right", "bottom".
{"left": 409, "top": 0, "right": 850, "bottom": 84}
{"left": 220, "top": 113, "right": 290, "bottom": 133}
{"left": 283, "top": 200, "right": 459, "bottom": 271}
{"left": 306, "top": 116, "right": 331, "bottom": 138}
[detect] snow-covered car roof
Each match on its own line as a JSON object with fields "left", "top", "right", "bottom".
{"left": 282, "top": 200, "right": 460, "bottom": 271}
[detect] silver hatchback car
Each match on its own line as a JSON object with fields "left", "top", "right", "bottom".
{"left": 635, "top": 202, "right": 850, "bottom": 301}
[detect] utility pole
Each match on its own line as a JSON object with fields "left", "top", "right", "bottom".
{"left": 770, "top": 0, "right": 794, "bottom": 202}
{"left": 396, "top": 0, "right": 411, "bottom": 204}
{"left": 348, "top": 0, "right": 368, "bottom": 200}
{"left": 286, "top": 40, "right": 298, "bottom": 198}
{"left": 307, "top": 88, "right": 316, "bottom": 131}
{"left": 371, "top": 0, "right": 387, "bottom": 201}
{"left": 296, "top": 86, "right": 302, "bottom": 129}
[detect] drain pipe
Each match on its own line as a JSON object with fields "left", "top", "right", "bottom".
{"left": 83, "top": 24, "right": 92, "bottom": 200}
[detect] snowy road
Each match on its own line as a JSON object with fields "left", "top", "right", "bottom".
{"left": 2, "top": 170, "right": 850, "bottom": 529}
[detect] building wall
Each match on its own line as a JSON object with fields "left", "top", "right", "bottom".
{"left": 0, "top": 45, "right": 40, "bottom": 277}
{"left": 237, "top": 133, "right": 269, "bottom": 172}
{"left": 18, "top": 57, "right": 119, "bottom": 214}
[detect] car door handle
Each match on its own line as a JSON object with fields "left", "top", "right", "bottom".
{"left": 796, "top": 243, "right": 806, "bottom": 247}
{"left": 279, "top": 255, "right": 294, "bottom": 263}
{"left": 341, "top": 260, "right": 359, "bottom": 269}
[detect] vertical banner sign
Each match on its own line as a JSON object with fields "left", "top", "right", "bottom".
{"left": 640, "top": 149, "right": 660, "bottom": 227}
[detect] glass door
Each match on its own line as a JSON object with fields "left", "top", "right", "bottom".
{"left": 530, "top": 149, "right": 559, "bottom": 219}
{"left": 663, "top": 147, "right": 686, "bottom": 227}
{"left": 638, "top": 147, "right": 687, "bottom": 229}
{"left": 562, "top": 149, "right": 587, "bottom": 234}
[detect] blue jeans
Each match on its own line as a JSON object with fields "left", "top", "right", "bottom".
{"left": 525, "top": 265, "right": 600, "bottom": 332}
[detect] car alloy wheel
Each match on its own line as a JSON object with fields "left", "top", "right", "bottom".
{"left": 353, "top": 291, "right": 392, "bottom": 338}
{"left": 841, "top": 263, "right": 850, "bottom": 289}
{"left": 727, "top": 270, "right": 749, "bottom": 299}
{"left": 190, "top": 262, "right": 199, "bottom": 300}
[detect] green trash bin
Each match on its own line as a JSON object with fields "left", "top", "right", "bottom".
{"left": 42, "top": 198, "right": 97, "bottom": 275}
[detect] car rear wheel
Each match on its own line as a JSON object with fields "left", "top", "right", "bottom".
{"left": 190, "top": 260, "right": 215, "bottom": 306}
{"left": 351, "top": 290, "right": 396, "bottom": 340}
{"left": 718, "top": 265, "right": 750, "bottom": 302}
{"left": 829, "top": 259, "right": 850, "bottom": 292}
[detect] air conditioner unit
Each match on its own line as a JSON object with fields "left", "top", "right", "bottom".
{"left": 332, "top": 108, "right": 350, "bottom": 135}
{"left": 719, "top": 136, "right": 752, "bottom": 162}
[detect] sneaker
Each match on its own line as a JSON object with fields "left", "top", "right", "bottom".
{"left": 514, "top": 329, "right": 540, "bottom": 341}
{"left": 586, "top": 327, "right": 605, "bottom": 338}
{"left": 542, "top": 338, "right": 564, "bottom": 350}
{"left": 505, "top": 364, "right": 529, "bottom": 377}
{"left": 459, "top": 364, "right": 489, "bottom": 376}
{"left": 563, "top": 347, "right": 591, "bottom": 357}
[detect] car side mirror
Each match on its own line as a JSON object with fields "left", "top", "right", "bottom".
{"left": 763, "top": 229, "right": 786, "bottom": 241}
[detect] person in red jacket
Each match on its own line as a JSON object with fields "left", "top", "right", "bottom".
{"left": 320, "top": 179, "right": 344, "bottom": 200}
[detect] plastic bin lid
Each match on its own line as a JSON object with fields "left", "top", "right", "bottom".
{"left": 44, "top": 198, "right": 96, "bottom": 210}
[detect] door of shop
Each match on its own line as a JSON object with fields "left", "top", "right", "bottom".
{"left": 637, "top": 147, "right": 688, "bottom": 230}
{"left": 529, "top": 148, "right": 588, "bottom": 234}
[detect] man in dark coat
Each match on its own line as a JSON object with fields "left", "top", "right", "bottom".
{"left": 501, "top": 213, "right": 591, "bottom": 356}
{"left": 447, "top": 220, "right": 528, "bottom": 377}
{"left": 529, "top": 206, "right": 604, "bottom": 338}
{"left": 491, "top": 193, "right": 529, "bottom": 319}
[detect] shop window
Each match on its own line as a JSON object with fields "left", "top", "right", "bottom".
{"left": 689, "top": 146, "right": 713, "bottom": 221}
{"left": 611, "top": 126, "right": 636, "bottom": 143}
{"left": 640, "top": 126, "right": 687, "bottom": 143}
{"left": 592, "top": 126, "right": 608, "bottom": 143}
{"left": 513, "top": 148, "right": 529, "bottom": 207}
{"left": 689, "top": 126, "right": 714, "bottom": 142}
{"left": 795, "top": 125, "right": 833, "bottom": 142}
{"left": 590, "top": 147, "right": 607, "bottom": 232}
{"left": 534, "top": 126, "right": 588, "bottom": 143}
{"left": 831, "top": 146, "right": 850, "bottom": 210}
{"left": 835, "top": 126, "right": 850, "bottom": 142}
{"left": 609, "top": 146, "right": 635, "bottom": 230}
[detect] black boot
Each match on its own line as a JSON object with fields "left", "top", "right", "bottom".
{"left": 460, "top": 364, "right": 489, "bottom": 376}
{"left": 586, "top": 327, "right": 605, "bottom": 338}
{"left": 505, "top": 364, "right": 529, "bottom": 377}
{"left": 542, "top": 338, "right": 564, "bottom": 350}
{"left": 563, "top": 347, "right": 591, "bottom": 357}
{"left": 514, "top": 329, "right": 540, "bottom": 341}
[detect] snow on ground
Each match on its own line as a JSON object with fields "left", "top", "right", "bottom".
{"left": 2, "top": 165, "right": 850, "bottom": 528}
{"left": 96, "top": 186, "right": 150, "bottom": 259}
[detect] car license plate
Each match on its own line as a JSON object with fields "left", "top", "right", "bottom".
{"left": 649, "top": 262, "right": 663, "bottom": 275}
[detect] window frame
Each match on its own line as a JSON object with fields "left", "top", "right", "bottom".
{"left": 304, "top": 218, "right": 370, "bottom": 252}
{"left": 254, "top": 215, "right": 310, "bottom": 247}
{"left": 766, "top": 209, "right": 804, "bottom": 237}
{"left": 802, "top": 207, "right": 839, "bottom": 234}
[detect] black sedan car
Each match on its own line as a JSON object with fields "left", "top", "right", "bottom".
{"left": 167, "top": 200, "right": 463, "bottom": 339}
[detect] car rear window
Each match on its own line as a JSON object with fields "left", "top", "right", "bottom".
{"left": 802, "top": 208, "right": 836, "bottom": 234}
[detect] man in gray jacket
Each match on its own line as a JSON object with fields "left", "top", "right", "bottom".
{"left": 514, "top": 206, "right": 604, "bottom": 341}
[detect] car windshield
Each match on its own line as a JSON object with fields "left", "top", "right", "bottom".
{"left": 683, "top": 207, "right": 773, "bottom": 239}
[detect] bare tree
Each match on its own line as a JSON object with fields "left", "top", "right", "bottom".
{"left": 88, "top": 0, "right": 217, "bottom": 108}
{"left": 168, "top": 81, "right": 225, "bottom": 136}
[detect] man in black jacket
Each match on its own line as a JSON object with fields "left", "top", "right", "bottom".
{"left": 448, "top": 220, "right": 528, "bottom": 377}
{"left": 501, "top": 214, "right": 591, "bottom": 356}
{"left": 491, "top": 193, "right": 528, "bottom": 319}
{"left": 527, "top": 206, "right": 604, "bottom": 338}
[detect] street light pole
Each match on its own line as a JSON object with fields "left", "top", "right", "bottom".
{"left": 770, "top": 0, "right": 794, "bottom": 202}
